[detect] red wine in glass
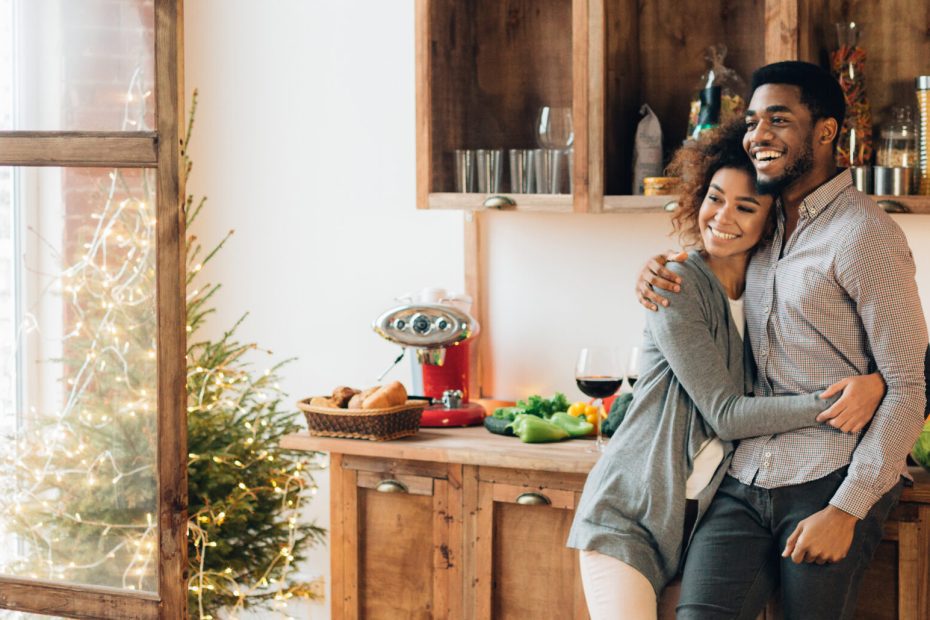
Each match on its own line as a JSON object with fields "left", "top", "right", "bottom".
{"left": 626, "top": 375, "right": 639, "bottom": 388}
{"left": 576, "top": 376, "right": 623, "bottom": 399}
{"left": 575, "top": 347, "right": 625, "bottom": 452}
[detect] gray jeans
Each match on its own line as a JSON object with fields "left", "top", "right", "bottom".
{"left": 677, "top": 468, "right": 902, "bottom": 620}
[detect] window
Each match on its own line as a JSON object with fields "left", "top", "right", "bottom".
{"left": 0, "top": 1, "right": 185, "bottom": 617}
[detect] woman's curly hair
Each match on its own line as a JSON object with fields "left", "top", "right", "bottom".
{"left": 667, "top": 119, "right": 775, "bottom": 249}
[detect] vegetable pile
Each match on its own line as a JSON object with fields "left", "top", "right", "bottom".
{"left": 483, "top": 392, "right": 633, "bottom": 443}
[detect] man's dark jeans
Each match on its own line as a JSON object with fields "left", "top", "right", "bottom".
{"left": 677, "top": 468, "right": 902, "bottom": 620}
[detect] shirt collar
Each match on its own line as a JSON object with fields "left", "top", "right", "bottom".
{"left": 798, "top": 169, "right": 853, "bottom": 220}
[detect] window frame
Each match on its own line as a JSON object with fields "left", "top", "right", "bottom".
{"left": 0, "top": 1, "right": 187, "bottom": 618}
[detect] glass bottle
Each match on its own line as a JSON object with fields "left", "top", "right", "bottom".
{"left": 832, "top": 22, "right": 873, "bottom": 167}
{"left": 877, "top": 106, "right": 918, "bottom": 169}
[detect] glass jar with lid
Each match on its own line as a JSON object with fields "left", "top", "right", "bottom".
{"left": 877, "top": 105, "right": 918, "bottom": 168}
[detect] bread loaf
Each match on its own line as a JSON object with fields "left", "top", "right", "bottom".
{"left": 309, "top": 396, "right": 338, "bottom": 408}
{"left": 348, "top": 386, "right": 378, "bottom": 410}
{"left": 331, "top": 386, "right": 358, "bottom": 408}
{"left": 362, "top": 381, "right": 407, "bottom": 409}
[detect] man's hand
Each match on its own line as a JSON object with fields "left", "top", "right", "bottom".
{"left": 816, "top": 372, "right": 886, "bottom": 434}
{"left": 782, "top": 505, "right": 859, "bottom": 564}
{"left": 635, "top": 251, "right": 687, "bottom": 311}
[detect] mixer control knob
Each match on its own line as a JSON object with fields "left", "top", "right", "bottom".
{"left": 437, "top": 318, "right": 450, "bottom": 330}
{"left": 411, "top": 313, "right": 432, "bottom": 335}
{"left": 393, "top": 319, "right": 407, "bottom": 331}
{"left": 441, "top": 389, "right": 463, "bottom": 409}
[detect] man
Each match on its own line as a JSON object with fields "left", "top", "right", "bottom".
{"left": 636, "top": 61, "right": 927, "bottom": 619}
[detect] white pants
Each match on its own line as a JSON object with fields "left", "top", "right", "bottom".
{"left": 579, "top": 550, "right": 658, "bottom": 620}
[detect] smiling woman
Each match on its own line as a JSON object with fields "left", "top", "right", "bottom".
{"left": 667, "top": 120, "right": 777, "bottom": 255}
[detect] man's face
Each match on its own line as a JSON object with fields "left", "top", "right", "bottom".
{"left": 743, "top": 84, "right": 817, "bottom": 195}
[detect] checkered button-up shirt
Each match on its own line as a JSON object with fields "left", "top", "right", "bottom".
{"left": 728, "top": 170, "right": 928, "bottom": 519}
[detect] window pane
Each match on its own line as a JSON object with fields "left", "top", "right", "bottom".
{"left": 0, "top": 0, "right": 156, "bottom": 131}
{"left": 0, "top": 166, "right": 157, "bottom": 593}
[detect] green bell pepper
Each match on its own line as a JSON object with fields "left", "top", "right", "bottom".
{"left": 506, "top": 413, "right": 569, "bottom": 443}
{"left": 549, "top": 411, "right": 595, "bottom": 438}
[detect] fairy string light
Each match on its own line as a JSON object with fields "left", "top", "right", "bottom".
{"left": 0, "top": 68, "right": 325, "bottom": 617}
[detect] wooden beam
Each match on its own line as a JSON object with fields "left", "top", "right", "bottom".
{"left": 464, "top": 211, "right": 484, "bottom": 399}
{"left": 154, "top": 1, "right": 188, "bottom": 619}
{"left": 0, "top": 577, "right": 159, "bottom": 620}
{"left": 764, "top": 0, "right": 800, "bottom": 62}
{"left": 415, "top": 0, "right": 431, "bottom": 209}
{"left": 0, "top": 132, "right": 157, "bottom": 167}
{"left": 573, "top": 0, "right": 605, "bottom": 213}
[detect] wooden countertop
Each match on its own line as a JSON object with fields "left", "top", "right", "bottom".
{"left": 282, "top": 426, "right": 600, "bottom": 474}
{"left": 282, "top": 426, "right": 930, "bottom": 503}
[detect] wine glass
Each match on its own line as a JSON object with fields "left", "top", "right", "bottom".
{"left": 626, "top": 346, "right": 642, "bottom": 392}
{"left": 536, "top": 106, "right": 574, "bottom": 149}
{"left": 575, "top": 347, "right": 624, "bottom": 452}
{"left": 536, "top": 106, "right": 574, "bottom": 194}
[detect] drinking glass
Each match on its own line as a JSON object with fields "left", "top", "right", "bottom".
{"left": 626, "top": 346, "right": 642, "bottom": 392}
{"left": 536, "top": 107, "right": 574, "bottom": 194}
{"left": 575, "top": 347, "right": 624, "bottom": 452}
{"left": 536, "top": 106, "right": 574, "bottom": 149}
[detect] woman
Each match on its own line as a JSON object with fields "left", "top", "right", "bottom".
{"left": 566, "top": 121, "right": 885, "bottom": 620}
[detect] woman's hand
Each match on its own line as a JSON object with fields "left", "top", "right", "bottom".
{"left": 635, "top": 251, "right": 687, "bottom": 311}
{"left": 816, "top": 372, "right": 886, "bottom": 433}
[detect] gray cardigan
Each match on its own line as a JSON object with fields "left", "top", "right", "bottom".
{"left": 567, "top": 251, "right": 831, "bottom": 594}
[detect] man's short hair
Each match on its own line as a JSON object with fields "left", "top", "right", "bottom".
{"left": 750, "top": 61, "right": 846, "bottom": 139}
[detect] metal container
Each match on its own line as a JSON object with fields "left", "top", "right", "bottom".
{"left": 917, "top": 76, "right": 930, "bottom": 195}
{"left": 850, "top": 165, "right": 873, "bottom": 193}
{"left": 873, "top": 166, "right": 913, "bottom": 196}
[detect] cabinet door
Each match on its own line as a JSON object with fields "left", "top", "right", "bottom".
{"left": 475, "top": 479, "right": 587, "bottom": 619}
{"left": 331, "top": 455, "right": 463, "bottom": 620}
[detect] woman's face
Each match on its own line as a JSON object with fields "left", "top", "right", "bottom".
{"left": 698, "top": 167, "right": 773, "bottom": 259}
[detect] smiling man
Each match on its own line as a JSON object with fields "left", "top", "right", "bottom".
{"left": 635, "top": 61, "right": 927, "bottom": 618}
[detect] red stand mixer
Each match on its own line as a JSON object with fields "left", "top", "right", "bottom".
{"left": 373, "top": 293, "right": 486, "bottom": 427}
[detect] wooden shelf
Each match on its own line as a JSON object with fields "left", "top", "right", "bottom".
{"left": 428, "top": 192, "right": 573, "bottom": 213}
{"left": 432, "top": 193, "right": 930, "bottom": 215}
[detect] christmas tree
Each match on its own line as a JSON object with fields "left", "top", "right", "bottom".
{"left": 0, "top": 85, "right": 325, "bottom": 619}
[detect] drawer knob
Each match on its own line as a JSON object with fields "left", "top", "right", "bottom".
{"left": 878, "top": 199, "right": 909, "bottom": 213}
{"left": 516, "top": 492, "right": 551, "bottom": 506}
{"left": 483, "top": 195, "right": 516, "bottom": 209}
{"left": 376, "top": 479, "right": 408, "bottom": 494}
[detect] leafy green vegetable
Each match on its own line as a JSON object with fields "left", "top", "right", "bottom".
{"left": 492, "top": 406, "right": 525, "bottom": 421}
{"left": 912, "top": 416, "right": 930, "bottom": 472}
{"left": 516, "top": 392, "right": 570, "bottom": 419}
{"left": 602, "top": 393, "right": 633, "bottom": 438}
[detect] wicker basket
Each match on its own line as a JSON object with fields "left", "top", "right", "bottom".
{"left": 297, "top": 397, "right": 429, "bottom": 441}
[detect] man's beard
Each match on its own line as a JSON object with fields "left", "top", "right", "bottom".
{"left": 755, "top": 140, "right": 814, "bottom": 195}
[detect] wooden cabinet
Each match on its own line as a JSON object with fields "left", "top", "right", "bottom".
{"left": 416, "top": 0, "right": 930, "bottom": 214}
{"left": 284, "top": 428, "right": 930, "bottom": 619}
{"left": 473, "top": 467, "right": 587, "bottom": 619}
{"left": 329, "top": 454, "right": 464, "bottom": 619}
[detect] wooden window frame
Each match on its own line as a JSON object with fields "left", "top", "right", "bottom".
{"left": 0, "top": 1, "right": 187, "bottom": 618}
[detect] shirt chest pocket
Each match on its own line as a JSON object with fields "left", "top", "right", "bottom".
{"left": 776, "top": 257, "right": 845, "bottom": 317}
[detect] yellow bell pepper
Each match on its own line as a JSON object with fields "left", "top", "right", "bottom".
{"left": 568, "top": 401, "right": 600, "bottom": 435}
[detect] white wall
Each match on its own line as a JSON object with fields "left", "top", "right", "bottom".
{"left": 185, "top": 3, "right": 930, "bottom": 618}
{"left": 184, "top": 2, "right": 463, "bottom": 618}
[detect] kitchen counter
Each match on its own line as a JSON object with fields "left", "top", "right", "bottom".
{"left": 283, "top": 426, "right": 930, "bottom": 619}
{"left": 282, "top": 426, "right": 599, "bottom": 473}
{"left": 281, "top": 426, "right": 930, "bottom": 502}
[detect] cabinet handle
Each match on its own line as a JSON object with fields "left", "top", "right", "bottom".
{"left": 482, "top": 195, "right": 517, "bottom": 209}
{"left": 515, "top": 492, "right": 551, "bottom": 506}
{"left": 878, "top": 199, "right": 910, "bottom": 213}
{"left": 375, "top": 479, "right": 408, "bottom": 494}
{"left": 663, "top": 200, "right": 678, "bottom": 212}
